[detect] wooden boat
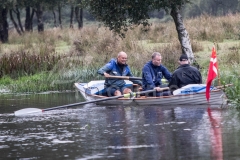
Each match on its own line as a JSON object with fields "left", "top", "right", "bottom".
{"left": 74, "top": 81, "right": 228, "bottom": 106}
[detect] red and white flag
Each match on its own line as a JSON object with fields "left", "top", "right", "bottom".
{"left": 206, "top": 46, "right": 218, "bottom": 101}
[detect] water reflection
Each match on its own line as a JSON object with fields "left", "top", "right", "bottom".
{"left": 207, "top": 107, "right": 223, "bottom": 160}
{"left": 0, "top": 92, "right": 240, "bottom": 159}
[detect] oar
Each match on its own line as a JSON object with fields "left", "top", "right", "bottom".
{"left": 106, "top": 75, "right": 142, "bottom": 80}
{"left": 14, "top": 87, "right": 169, "bottom": 117}
{"left": 106, "top": 75, "right": 168, "bottom": 83}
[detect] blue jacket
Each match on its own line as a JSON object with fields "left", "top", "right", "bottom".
{"left": 97, "top": 59, "right": 142, "bottom": 87}
{"left": 142, "top": 61, "right": 172, "bottom": 90}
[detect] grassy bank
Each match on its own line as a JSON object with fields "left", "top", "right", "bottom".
{"left": 0, "top": 14, "right": 240, "bottom": 106}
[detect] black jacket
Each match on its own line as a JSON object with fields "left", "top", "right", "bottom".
{"left": 168, "top": 64, "right": 202, "bottom": 90}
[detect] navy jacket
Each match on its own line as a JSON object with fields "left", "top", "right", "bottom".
{"left": 168, "top": 64, "right": 202, "bottom": 90}
{"left": 97, "top": 59, "right": 142, "bottom": 87}
{"left": 142, "top": 61, "right": 172, "bottom": 90}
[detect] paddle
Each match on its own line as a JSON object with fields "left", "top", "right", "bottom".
{"left": 14, "top": 87, "right": 169, "bottom": 117}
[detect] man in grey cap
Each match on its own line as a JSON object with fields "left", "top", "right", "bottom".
{"left": 168, "top": 54, "right": 202, "bottom": 92}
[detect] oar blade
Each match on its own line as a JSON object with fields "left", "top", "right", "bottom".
{"left": 14, "top": 108, "right": 43, "bottom": 117}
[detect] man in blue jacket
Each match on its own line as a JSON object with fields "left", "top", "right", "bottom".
{"left": 142, "top": 52, "right": 172, "bottom": 96}
{"left": 98, "top": 51, "right": 142, "bottom": 96}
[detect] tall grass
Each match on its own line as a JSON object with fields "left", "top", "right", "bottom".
{"left": 0, "top": 51, "right": 60, "bottom": 78}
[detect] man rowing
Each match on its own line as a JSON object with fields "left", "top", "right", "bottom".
{"left": 97, "top": 51, "right": 142, "bottom": 96}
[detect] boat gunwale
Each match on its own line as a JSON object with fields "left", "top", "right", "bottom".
{"left": 77, "top": 83, "right": 224, "bottom": 100}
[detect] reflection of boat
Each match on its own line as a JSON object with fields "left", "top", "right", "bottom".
{"left": 74, "top": 81, "right": 227, "bottom": 106}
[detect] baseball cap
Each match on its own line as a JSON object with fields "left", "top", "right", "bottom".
{"left": 179, "top": 54, "right": 188, "bottom": 61}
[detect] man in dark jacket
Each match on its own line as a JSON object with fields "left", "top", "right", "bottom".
{"left": 142, "top": 52, "right": 172, "bottom": 96}
{"left": 168, "top": 54, "right": 202, "bottom": 92}
{"left": 98, "top": 51, "right": 142, "bottom": 96}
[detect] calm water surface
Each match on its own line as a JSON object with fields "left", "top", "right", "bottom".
{"left": 0, "top": 92, "right": 240, "bottom": 160}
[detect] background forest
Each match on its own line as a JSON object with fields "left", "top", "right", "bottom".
{"left": 1, "top": 0, "right": 240, "bottom": 41}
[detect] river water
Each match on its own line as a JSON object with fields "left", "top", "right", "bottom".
{"left": 0, "top": 92, "right": 240, "bottom": 160}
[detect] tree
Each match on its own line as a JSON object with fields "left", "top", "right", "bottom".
{"left": 75, "top": 4, "right": 83, "bottom": 29}
{"left": 85, "top": 0, "right": 195, "bottom": 61}
{"left": 0, "top": 3, "right": 9, "bottom": 43}
{"left": 69, "top": 0, "right": 84, "bottom": 29}
{"left": 8, "top": 0, "right": 25, "bottom": 35}
{"left": 25, "top": 6, "right": 35, "bottom": 32}
{"left": 36, "top": 2, "right": 44, "bottom": 32}
{"left": 70, "top": 5, "right": 74, "bottom": 28}
{"left": 22, "top": 0, "right": 36, "bottom": 32}
{"left": 0, "top": 7, "right": 8, "bottom": 43}
{"left": 182, "top": 0, "right": 239, "bottom": 17}
{"left": 171, "top": 6, "right": 193, "bottom": 61}
{"left": 9, "top": 9, "right": 22, "bottom": 35}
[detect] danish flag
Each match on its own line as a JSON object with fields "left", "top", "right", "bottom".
{"left": 206, "top": 46, "right": 218, "bottom": 101}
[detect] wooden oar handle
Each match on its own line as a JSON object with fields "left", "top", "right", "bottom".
{"left": 106, "top": 75, "right": 142, "bottom": 80}
{"left": 107, "top": 75, "right": 129, "bottom": 79}
{"left": 159, "top": 87, "right": 169, "bottom": 91}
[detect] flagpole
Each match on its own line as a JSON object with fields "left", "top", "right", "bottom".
{"left": 215, "top": 44, "right": 221, "bottom": 86}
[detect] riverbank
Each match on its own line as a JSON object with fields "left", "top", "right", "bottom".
{"left": 0, "top": 14, "right": 239, "bottom": 106}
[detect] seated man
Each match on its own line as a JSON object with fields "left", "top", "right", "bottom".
{"left": 168, "top": 54, "right": 202, "bottom": 92}
{"left": 142, "top": 52, "right": 172, "bottom": 97}
{"left": 97, "top": 51, "right": 142, "bottom": 96}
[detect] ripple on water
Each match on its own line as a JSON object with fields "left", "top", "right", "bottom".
{"left": 52, "top": 139, "right": 75, "bottom": 144}
{"left": 107, "top": 144, "right": 159, "bottom": 149}
{"left": 0, "top": 145, "right": 10, "bottom": 149}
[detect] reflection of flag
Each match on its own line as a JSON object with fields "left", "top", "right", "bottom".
{"left": 206, "top": 46, "right": 218, "bottom": 101}
{"left": 207, "top": 107, "right": 223, "bottom": 160}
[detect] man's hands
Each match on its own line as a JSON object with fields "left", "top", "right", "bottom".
{"left": 103, "top": 72, "right": 110, "bottom": 77}
{"left": 154, "top": 87, "right": 162, "bottom": 92}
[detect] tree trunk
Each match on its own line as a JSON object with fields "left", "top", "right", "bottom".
{"left": 25, "top": 6, "right": 31, "bottom": 31}
{"left": 52, "top": 9, "right": 57, "bottom": 27}
{"left": 79, "top": 8, "right": 83, "bottom": 29}
{"left": 16, "top": 7, "right": 24, "bottom": 32}
{"left": 70, "top": 6, "right": 74, "bottom": 28}
{"left": 36, "top": 3, "right": 44, "bottom": 32}
{"left": 30, "top": 8, "right": 35, "bottom": 31}
{"left": 58, "top": 5, "right": 62, "bottom": 29}
{"left": 75, "top": 6, "right": 79, "bottom": 28}
{"left": 75, "top": 6, "right": 83, "bottom": 29}
{"left": 0, "top": 7, "right": 8, "bottom": 43}
{"left": 170, "top": 7, "right": 194, "bottom": 63}
{"left": 10, "top": 9, "right": 22, "bottom": 35}
{"left": 25, "top": 6, "right": 34, "bottom": 32}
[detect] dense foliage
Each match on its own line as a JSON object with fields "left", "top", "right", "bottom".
{"left": 1, "top": 0, "right": 240, "bottom": 42}
{"left": 85, "top": 0, "right": 191, "bottom": 36}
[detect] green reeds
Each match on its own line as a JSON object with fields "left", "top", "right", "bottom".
{"left": 218, "top": 61, "right": 240, "bottom": 108}
{"left": 0, "top": 67, "right": 103, "bottom": 93}
{"left": 0, "top": 51, "right": 61, "bottom": 78}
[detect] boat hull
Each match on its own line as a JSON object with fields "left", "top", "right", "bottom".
{"left": 74, "top": 82, "right": 227, "bottom": 106}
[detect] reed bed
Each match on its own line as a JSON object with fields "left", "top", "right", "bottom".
{"left": 0, "top": 51, "right": 61, "bottom": 78}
